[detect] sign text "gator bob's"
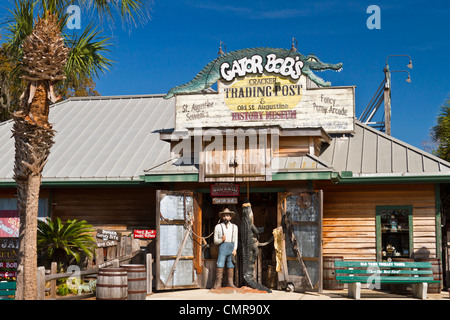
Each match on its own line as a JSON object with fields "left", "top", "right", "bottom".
{"left": 220, "top": 54, "right": 304, "bottom": 82}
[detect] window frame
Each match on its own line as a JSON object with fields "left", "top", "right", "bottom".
{"left": 375, "top": 205, "right": 413, "bottom": 261}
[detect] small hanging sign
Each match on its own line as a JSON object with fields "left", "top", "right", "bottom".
{"left": 210, "top": 184, "right": 240, "bottom": 197}
{"left": 212, "top": 197, "right": 238, "bottom": 205}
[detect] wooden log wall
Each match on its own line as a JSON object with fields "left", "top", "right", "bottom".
{"left": 315, "top": 182, "right": 437, "bottom": 261}
{"left": 51, "top": 187, "right": 156, "bottom": 231}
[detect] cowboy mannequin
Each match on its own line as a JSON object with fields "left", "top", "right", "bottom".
{"left": 213, "top": 208, "right": 238, "bottom": 289}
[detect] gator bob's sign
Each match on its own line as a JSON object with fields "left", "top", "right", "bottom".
{"left": 220, "top": 53, "right": 304, "bottom": 82}
{"left": 166, "top": 47, "right": 355, "bottom": 133}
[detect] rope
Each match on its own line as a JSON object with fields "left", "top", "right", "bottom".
{"left": 189, "top": 228, "right": 215, "bottom": 241}
{"left": 161, "top": 211, "right": 215, "bottom": 241}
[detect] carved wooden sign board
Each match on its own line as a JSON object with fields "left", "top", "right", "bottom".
{"left": 96, "top": 229, "right": 121, "bottom": 247}
{"left": 210, "top": 183, "right": 240, "bottom": 197}
{"left": 171, "top": 48, "right": 355, "bottom": 134}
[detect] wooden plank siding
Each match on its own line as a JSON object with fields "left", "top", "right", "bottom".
{"left": 275, "top": 136, "right": 309, "bottom": 157}
{"left": 316, "top": 182, "right": 437, "bottom": 261}
{"left": 51, "top": 187, "right": 156, "bottom": 230}
{"left": 0, "top": 189, "right": 49, "bottom": 198}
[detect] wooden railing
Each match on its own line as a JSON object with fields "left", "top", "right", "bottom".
{"left": 4, "top": 231, "right": 156, "bottom": 300}
{"left": 36, "top": 253, "right": 154, "bottom": 300}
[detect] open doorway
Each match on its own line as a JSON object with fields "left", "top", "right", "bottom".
{"left": 201, "top": 192, "right": 278, "bottom": 289}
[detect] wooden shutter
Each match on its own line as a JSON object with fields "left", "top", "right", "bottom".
{"left": 155, "top": 190, "right": 199, "bottom": 290}
{"left": 278, "top": 190, "right": 323, "bottom": 292}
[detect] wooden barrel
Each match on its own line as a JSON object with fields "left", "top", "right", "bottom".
{"left": 96, "top": 268, "right": 128, "bottom": 300}
{"left": 416, "top": 258, "right": 442, "bottom": 293}
{"left": 323, "top": 256, "right": 344, "bottom": 290}
{"left": 122, "top": 264, "right": 147, "bottom": 300}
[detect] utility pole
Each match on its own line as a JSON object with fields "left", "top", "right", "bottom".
{"left": 383, "top": 65, "right": 392, "bottom": 135}
{"left": 359, "top": 56, "right": 411, "bottom": 135}
{"left": 383, "top": 55, "right": 412, "bottom": 136}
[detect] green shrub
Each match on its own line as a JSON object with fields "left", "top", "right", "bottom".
{"left": 37, "top": 218, "right": 97, "bottom": 269}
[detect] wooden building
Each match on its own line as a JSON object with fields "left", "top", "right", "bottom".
{"left": 0, "top": 47, "right": 449, "bottom": 293}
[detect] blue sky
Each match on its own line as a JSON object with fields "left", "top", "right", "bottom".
{"left": 2, "top": 0, "right": 450, "bottom": 151}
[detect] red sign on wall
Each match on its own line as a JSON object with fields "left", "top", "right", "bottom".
{"left": 133, "top": 229, "right": 156, "bottom": 239}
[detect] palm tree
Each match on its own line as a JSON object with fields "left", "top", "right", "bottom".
{"left": 12, "top": 12, "right": 69, "bottom": 300}
{"left": 37, "top": 218, "right": 97, "bottom": 270}
{"left": 431, "top": 97, "right": 450, "bottom": 162}
{"left": 5, "top": 0, "right": 151, "bottom": 300}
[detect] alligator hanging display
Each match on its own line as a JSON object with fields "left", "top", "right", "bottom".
{"left": 240, "top": 200, "right": 271, "bottom": 293}
{"left": 163, "top": 47, "right": 343, "bottom": 99}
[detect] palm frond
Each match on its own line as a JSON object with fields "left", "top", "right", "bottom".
{"left": 78, "top": 0, "right": 151, "bottom": 28}
{"left": 3, "top": 0, "right": 36, "bottom": 60}
{"left": 431, "top": 98, "right": 450, "bottom": 161}
{"left": 64, "top": 23, "right": 113, "bottom": 86}
{"left": 118, "top": 0, "right": 148, "bottom": 27}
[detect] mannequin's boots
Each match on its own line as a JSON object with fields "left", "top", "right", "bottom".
{"left": 213, "top": 268, "right": 223, "bottom": 289}
{"left": 227, "top": 268, "right": 237, "bottom": 288}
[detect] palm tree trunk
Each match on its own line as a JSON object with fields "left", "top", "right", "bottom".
{"left": 12, "top": 82, "right": 54, "bottom": 300}
{"left": 15, "top": 176, "right": 42, "bottom": 300}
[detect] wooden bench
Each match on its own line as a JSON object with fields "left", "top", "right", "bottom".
{"left": 0, "top": 281, "right": 16, "bottom": 300}
{"left": 335, "top": 261, "right": 439, "bottom": 300}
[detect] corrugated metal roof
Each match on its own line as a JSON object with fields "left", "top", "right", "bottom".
{"left": 321, "top": 121, "right": 450, "bottom": 176}
{"left": 144, "top": 153, "right": 332, "bottom": 176}
{"left": 0, "top": 94, "right": 175, "bottom": 183}
{"left": 144, "top": 157, "right": 199, "bottom": 175}
{"left": 273, "top": 154, "right": 332, "bottom": 172}
{"left": 0, "top": 95, "right": 449, "bottom": 183}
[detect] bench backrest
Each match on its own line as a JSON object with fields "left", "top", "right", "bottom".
{"left": 334, "top": 261, "right": 433, "bottom": 276}
{"left": 333, "top": 261, "right": 437, "bottom": 283}
{"left": 0, "top": 282, "right": 16, "bottom": 300}
{"left": 335, "top": 261, "right": 432, "bottom": 269}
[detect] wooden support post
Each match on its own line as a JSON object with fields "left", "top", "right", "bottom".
{"left": 37, "top": 266, "right": 46, "bottom": 300}
{"left": 96, "top": 247, "right": 104, "bottom": 266}
{"left": 146, "top": 253, "right": 153, "bottom": 294}
{"left": 279, "top": 233, "right": 289, "bottom": 288}
{"left": 193, "top": 193, "right": 203, "bottom": 274}
{"left": 247, "top": 181, "right": 249, "bottom": 199}
{"left": 50, "top": 262, "right": 57, "bottom": 298}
